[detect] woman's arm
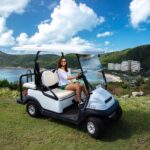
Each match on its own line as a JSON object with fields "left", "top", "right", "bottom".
{"left": 67, "top": 68, "right": 79, "bottom": 80}
{"left": 67, "top": 75, "right": 77, "bottom": 80}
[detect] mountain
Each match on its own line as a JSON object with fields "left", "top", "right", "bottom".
{"left": 0, "top": 44, "right": 149, "bottom": 71}
{"left": 0, "top": 51, "right": 7, "bottom": 55}
{"left": 0, "top": 52, "right": 78, "bottom": 69}
{"left": 101, "top": 45, "right": 150, "bottom": 71}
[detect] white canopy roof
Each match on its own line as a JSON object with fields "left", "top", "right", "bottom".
{"left": 13, "top": 44, "right": 104, "bottom": 55}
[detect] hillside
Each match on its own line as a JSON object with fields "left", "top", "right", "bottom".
{"left": 0, "top": 52, "right": 78, "bottom": 69}
{"left": 0, "top": 44, "right": 150, "bottom": 71}
{"left": 101, "top": 45, "right": 150, "bottom": 71}
{"left": 0, "top": 89, "right": 150, "bottom": 150}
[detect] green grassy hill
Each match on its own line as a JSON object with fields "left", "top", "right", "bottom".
{"left": 0, "top": 89, "right": 150, "bottom": 150}
{"left": 0, "top": 52, "right": 78, "bottom": 69}
{"left": 101, "top": 45, "right": 150, "bottom": 71}
{"left": 0, "top": 44, "right": 150, "bottom": 71}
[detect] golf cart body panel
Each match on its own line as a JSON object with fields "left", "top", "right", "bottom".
{"left": 28, "top": 89, "right": 75, "bottom": 113}
{"left": 87, "top": 87, "right": 115, "bottom": 111}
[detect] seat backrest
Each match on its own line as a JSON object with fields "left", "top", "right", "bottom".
{"left": 41, "top": 70, "right": 59, "bottom": 87}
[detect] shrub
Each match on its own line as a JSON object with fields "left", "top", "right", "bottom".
{"left": 0, "top": 79, "right": 9, "bottom": 87}
{"left": 135, "top": 76, "right": 144, "bottom": 86}
{"left": 0, "top": 79, "right": 19, "bottom": 91}
{"left": 121, "top": 82, "right": 128, "bottom": 89}
{"left": 9, "top": 82, "right": 19, "bottom": 90}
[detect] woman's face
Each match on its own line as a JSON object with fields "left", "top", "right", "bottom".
{"left": 61, "top": 58, "right": 67, "bottom": 67}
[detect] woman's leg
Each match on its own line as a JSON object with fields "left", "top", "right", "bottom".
{"left": 80, "top": 84, "right": 89, "bottom": 97}
{"left": 65, "top": 83, "right": 81, "bottom": 103}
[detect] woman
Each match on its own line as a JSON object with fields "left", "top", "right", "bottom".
{"left": 57, "top": 57, "right": 89, "bottom": 106}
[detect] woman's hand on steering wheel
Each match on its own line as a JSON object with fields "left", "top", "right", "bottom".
{"left": 76, "top": 72, "right": 83, "bottom": 79}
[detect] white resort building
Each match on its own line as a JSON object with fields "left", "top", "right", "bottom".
{"left": 108, "top": 60, "right": 141, "bottom": 72}
{"left": 131, "top": 61, "right": 141, "bottom": 72}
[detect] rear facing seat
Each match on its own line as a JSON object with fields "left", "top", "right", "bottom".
{"left": 23, "top": 82, "right": 36, "bottom": 89}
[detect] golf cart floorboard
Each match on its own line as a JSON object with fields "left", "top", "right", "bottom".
{"left": 62, "top": 104, "right": 79, "bottom": 121}
{"left": 42, "top": 104, "right": 80, "bottom": 124}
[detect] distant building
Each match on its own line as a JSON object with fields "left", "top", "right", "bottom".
{"left": 108, "top": 63, "right": 114, "bottom": 70}
{"left": 108, "top": 60, "right": 141, "bottom": 73}
{"left": 121, "top": 61, "right": 131, "bottom": 71}
{"left": 114, "top": 63, "right": 121, "bottom": 71}
{"left": 131, "top": 61, "right": 141, "bottom": 72}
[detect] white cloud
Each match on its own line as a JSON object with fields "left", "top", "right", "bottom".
{"left": 0, "top": 0, "right": 30, "bottom": 18}
{"left": 14, "top": 36, "right": 103, "bottom": 54}
{"left": 0, "top": 17, "right": 5, "bottom": 34}
{"left": 129, "top": 0, "right": 150, "bottom": 28}
{"left": 0, "top": 0, "right": 30, "bottom": 47}
{"left": 104, "top": 41, "right": 110, "bottom": 45}
{"left": 16, "top": 33, "right": 29, "bottom": 45}
{"left": 0, "top": 17, "right": 15, "bottom": 46}
{"left": 13, "top": 42, "right": 103, "bottom": 54}
{"left": 17, "top": 0, "right": 105, "bottom": 45}
{"left": 97, "top": 31, "right": 113, "bottom": 38}
{"left": 0, "top": 30, "right": 15, "bottom": 46}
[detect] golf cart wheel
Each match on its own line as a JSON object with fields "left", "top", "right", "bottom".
{"left": 26, "top": 101, "right": 40, "bottom": 117}
{"left": 86, "top": 117, "right": 104, "bottom": 139}
{"left": 115, "top": 105, "right": 122, "bottom": 121}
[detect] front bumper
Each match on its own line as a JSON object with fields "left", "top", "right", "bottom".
{"left": 83, "top": 100, "right": 121, "bottom": 120}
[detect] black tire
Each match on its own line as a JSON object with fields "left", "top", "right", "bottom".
{"left": 115, "top": 105, "right": 122, "bottom": 121}
{"left": 86, "top": 117, "right": 105, "bottom": 139}
{"left": 26, "top": 101, "right": 41, "bottom": 117}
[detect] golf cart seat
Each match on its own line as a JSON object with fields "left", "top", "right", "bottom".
{"left": 23, "top": 82, "right": 36, "bottom": 89}
{"left": 41, "top": 70, "right": 75, "bottom": 100}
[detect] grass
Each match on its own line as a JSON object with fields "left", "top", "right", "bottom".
{"left": 0, "top": 89, "right": 150, "bottom": 150}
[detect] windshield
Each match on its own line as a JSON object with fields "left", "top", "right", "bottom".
{"left": 79, "top": 55, "right": 106, "bottom": 89}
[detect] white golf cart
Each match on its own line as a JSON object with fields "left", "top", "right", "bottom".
{"left": 17, "top": 47, "right": 122, "bottom": 139}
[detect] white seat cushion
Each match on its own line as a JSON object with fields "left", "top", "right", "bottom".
{"left": 45, "top": 88, "right": 75, "bottom": 100}
{"left": 23, "top": 82, "right": 36, "bottom": 89}
{"left": 41, "top": 70, "right": 59, "bottom": 87}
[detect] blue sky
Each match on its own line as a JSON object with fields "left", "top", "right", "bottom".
{"left": 0, "top": 0, "right": 150, "bottom": 54}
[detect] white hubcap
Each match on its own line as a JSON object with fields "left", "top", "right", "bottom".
{"left": 87, "top": 121, "right": 95, "bottom": 134}
{"left": 28, "top": 105, "right": 35, "bottom": 115}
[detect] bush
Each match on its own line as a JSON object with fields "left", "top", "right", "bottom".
{"left": 107, "top": 79, "right": 150, "bottom": 96}
{"left": 9, "top": 82, "right": 19, "bottom": 90}
{"left": 135, "top": 76, "right": 144, "bottom": 86}
{"left": 121, "top": 82, "right": 128, "bottom": 89}
{"left": 0, "top": 79, "right": 9, "bottom": 87}
{"left": 0, "top": 79, "right": 19, "bottom": 90}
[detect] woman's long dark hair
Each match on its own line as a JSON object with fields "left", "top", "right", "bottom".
{"left": 58, "top": 57, "right": 68, "bottom": 72}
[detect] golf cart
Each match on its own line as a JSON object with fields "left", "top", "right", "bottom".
{"left": 16, "top": 47, "right": 122, "bottom": 139}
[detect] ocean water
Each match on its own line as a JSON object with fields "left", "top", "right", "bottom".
{"left": 0, "top": 68, "right": 29, "bottom": 83}
{"left": 0, "top": 68, "right": 106, "bottom": 85}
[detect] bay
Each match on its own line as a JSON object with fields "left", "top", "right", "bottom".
{"left": 0, "top": 68, "right": 121, "bottom": 84}
{"left": 0, "top": 68, "right": 30, "bottom": 83}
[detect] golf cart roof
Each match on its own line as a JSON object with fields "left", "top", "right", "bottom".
{"left": 13, "top": 44, "right": 104, "bottom": 55}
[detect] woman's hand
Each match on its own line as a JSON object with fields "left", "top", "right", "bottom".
{"left": 76, "top": 73, "right": 83, "bottom": 79}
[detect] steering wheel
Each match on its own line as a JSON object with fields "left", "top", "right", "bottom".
{"left": 76, "top": 72, "right": 93, "bottom": 91}
{"left": 76, "top": 72, "right": 84, "bottom": 79}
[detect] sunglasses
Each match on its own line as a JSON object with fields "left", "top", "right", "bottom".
{"left": 61, "top": 60, "right": 66, "bottom": 62}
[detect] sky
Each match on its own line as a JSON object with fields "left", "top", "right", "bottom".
{"left": 0, "top": 0, "right": 150, "bottom": 54}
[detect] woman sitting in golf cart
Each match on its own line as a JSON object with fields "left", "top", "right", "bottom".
{"left": 57, "top": 57, "right": 89, "bottom": 106}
